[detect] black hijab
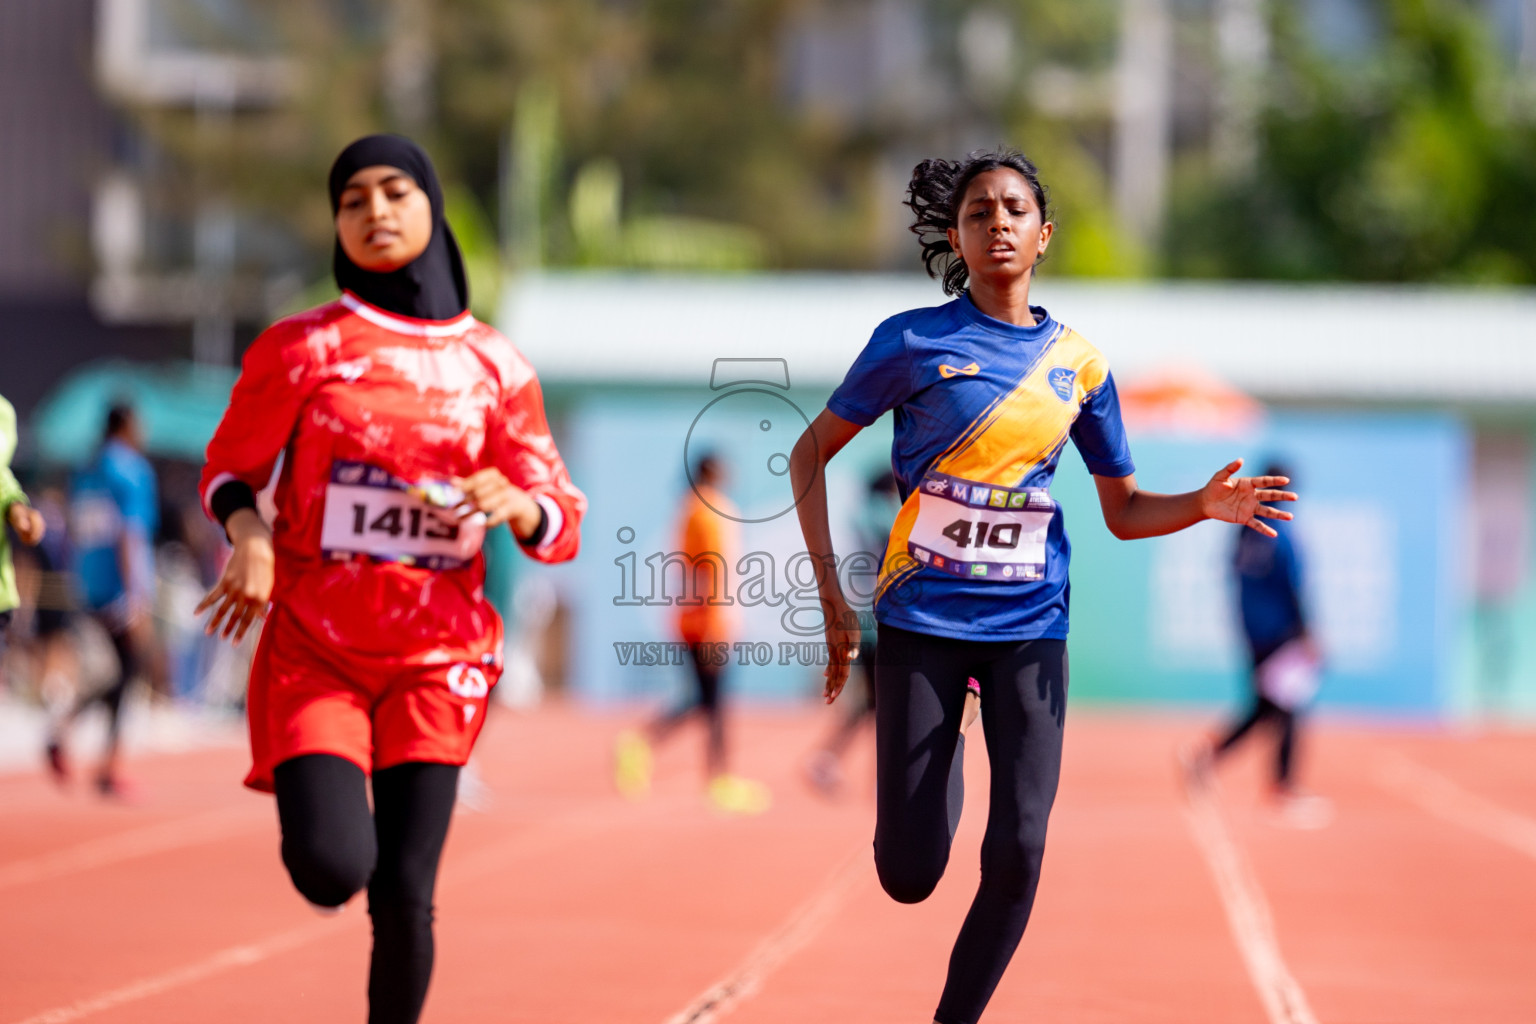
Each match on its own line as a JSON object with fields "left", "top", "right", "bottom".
{"left": 328, "top": 134, "right": 469, "bottom": 321}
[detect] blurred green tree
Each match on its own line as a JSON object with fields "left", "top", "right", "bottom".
{"left": 119, "top": 0, "right": 1536, "bottom": 296}
{"left": 1167, "top": 0, "right": 1536, "bottom": 282}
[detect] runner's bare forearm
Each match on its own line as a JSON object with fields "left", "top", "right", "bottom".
{"left": 1092, "top": 475, "right": 1204, "bottom": 540}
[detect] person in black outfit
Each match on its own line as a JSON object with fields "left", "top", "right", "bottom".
{"left": 1188, "top": 461, "right": 1328, "bottom": 822}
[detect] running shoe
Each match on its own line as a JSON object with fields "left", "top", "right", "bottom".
{"left": 613, "top": 730, "right": 653, "bottom": 800}
{"left": 708, "top": 774, "right": 771, "bottom": 816}
{"left": 94, "top": 773, "right": 143, "bottom": 803}
{"left": 1268, "top": 790, "right": 1334, "bottom": 830}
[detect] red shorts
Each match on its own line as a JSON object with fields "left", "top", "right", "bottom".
{"left": 243, "top": 607, "right": 498, "bottom": 792}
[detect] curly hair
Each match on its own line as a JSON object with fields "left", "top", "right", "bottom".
{"left": 905, "top": 150, "right": 1051, "bottom": 296}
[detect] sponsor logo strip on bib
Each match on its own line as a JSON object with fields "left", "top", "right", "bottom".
{"left": 907, "top": 470, "right": 1053, "bottom": 581}
{"left": 320, "top": 460, "right": 486, "bottom": 570}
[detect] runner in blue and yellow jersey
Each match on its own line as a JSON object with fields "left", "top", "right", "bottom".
{"left": 790, "top": 151, "right": 1298, "bottom": 1024}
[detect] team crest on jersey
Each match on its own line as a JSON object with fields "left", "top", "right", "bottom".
{"left": 939, "top": 362, "right": 981, "bottom": 379}
{"left": 447, "top": 664, "right": 489, "bottom": 699}
{"left": 1047, "top": 367, "right": 1077, "bottom": 402}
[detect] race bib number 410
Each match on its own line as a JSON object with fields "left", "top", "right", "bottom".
{"left": 319, "top": 461, "right": 486, "bottom": 570}
{"left": 907, "top": 470, "right": 1054, "bottom": 582}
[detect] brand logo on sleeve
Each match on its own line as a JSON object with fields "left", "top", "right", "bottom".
{"left": 1047, "top": 367, "right": 1077, "bottom": 401}
{"left": 939, "top": 362, "right": 981, "bottom": 378}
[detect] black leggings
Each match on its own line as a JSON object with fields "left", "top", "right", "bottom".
{"left": 57, "top": 616, "right": 136, "bottom": 761}
{"left": 1215, "top": 695, "right": 1296, "bottom": 786}
{"left": 873, "top": 624, "right": 1067, "bottom": 1024}
{"left": 1213, "top": 639, "right": 1298, "bottom": 788}
{"left": 273, "top": 754, "right": 460, "bottom": 1024}
{"left": 649, "top": 642, "right": 726, "bottom": 776}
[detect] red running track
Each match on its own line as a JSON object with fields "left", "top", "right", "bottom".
{"left": 2, "top": 705, "right": 1534, "bottom": 1023}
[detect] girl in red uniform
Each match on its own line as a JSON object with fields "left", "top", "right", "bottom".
{"left": 196, "top": 135, "right": 585, "bottom": 1024}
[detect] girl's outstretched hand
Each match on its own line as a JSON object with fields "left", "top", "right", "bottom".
{"left": 1200, "top": 458, "right": 1298, "bottom": 537}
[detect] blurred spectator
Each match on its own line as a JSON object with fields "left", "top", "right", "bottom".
{"left": 1, "top": 394, "right": 48, "bottom": 662}
{"left": 1187, "top": 460, "right": 1330, "bottom": 827}
{"left": 47, "top": 404, "right": 159, "bottom": 797}
{"left": 23, "top": 484, "right": 79, "bottom": 724}
{"left": 613, "top": 453, "right": 770, "bottom": 814}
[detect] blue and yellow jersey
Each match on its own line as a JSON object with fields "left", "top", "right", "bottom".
{"left": 827, "top": 294, "right": 1134, "bottom": 641}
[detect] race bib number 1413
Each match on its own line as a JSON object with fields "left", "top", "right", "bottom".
{"left": 319, "top": 461, "right": 486, "bottom": 570}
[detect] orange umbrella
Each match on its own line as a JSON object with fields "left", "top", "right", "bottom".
{"left": 1117, "top": 365, "right": 1264, "bottom": 438}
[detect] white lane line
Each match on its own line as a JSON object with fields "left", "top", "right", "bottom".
{"left": 662, "top": 844, "right": 870, "bottom": 1024}
{"left": 1183, "top": 780, "right": 1321, "bottom": 1024}
{"left": 9, "top": 919, "right": 342, "bottom": 1024}
{"left": 3, "top": 797, "right": 658, "bottom": 1024}
{"left": 0, "top": 806, "right": 267, "bottom": 891}
{"left": 1375, "top": 751, "right": 1536, "bottom": 862}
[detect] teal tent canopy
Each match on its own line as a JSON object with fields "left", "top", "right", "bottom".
{"left": 30, "top": 360, "right": 238, "bottom": 466}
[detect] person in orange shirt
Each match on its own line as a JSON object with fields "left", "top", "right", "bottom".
{"left": 614, "top": 453, "right": 768, "bottom": 813}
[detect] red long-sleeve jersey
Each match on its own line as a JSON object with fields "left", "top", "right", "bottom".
{"left": 200, "top": 292, "right": 585, "bottom": 665}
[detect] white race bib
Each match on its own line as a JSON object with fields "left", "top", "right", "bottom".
{"left": 906, "top": 470, "right": 1053, "bottom": 582}
{"left": 320, "top": 461, "right": 485, "bottom": 570}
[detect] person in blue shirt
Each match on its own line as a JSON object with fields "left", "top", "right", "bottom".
{"left": 789, "top": 150, "right": 1298, "bottom": 1024}
{"left": 48, "top": 403, "right": 159, "bottom": 796}
{"left": 1191, "top": 460, "right": 1320, "bottom": 803}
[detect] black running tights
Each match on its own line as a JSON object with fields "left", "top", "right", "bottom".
{"left": 273, "top": 754, "right": 460, "bottom": 1024}
{"left": 1215, "top": 694, "right": 1295, "bottom": 786}
{"left": 649, "top": 642, "right": 726, "bottom": 776}
{"left": 872, "top": 624, "right": 1068, "bottom": 1024}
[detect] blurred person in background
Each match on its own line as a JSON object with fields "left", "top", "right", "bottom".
{"left": 195, "top": 134, "right": 585, "bottom": 1024}
{"left": 1, "top": 394, "right": 48, "bottom": 663}
{"left": 25, "top": 484, "right": 80, "bottom": 747}
{"left": 614, "top": 453, "right": 770, "bottom": 814}
{"left": 1186, "top": 460, "right": 1329, "bottom": 826}
{"left": 47, "top": 403, "right": 158, "bottom": 796}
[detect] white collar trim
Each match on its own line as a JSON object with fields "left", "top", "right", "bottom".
{"left": 341, "top": 292, "right": 476, "bottom": 338}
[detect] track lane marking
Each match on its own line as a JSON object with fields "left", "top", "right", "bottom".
{"left": 662, "top": 844, "right": 870, "bottom": 1024}
{"left": 4, "top": 796, "right": 675, "bottom": 1024}
{"left": 8, "top": 919, "right": 343, "bottom": 1024}
{"left": 0, "top": 806, "right": 267, "bottom": 891}
{"left": 1376, "top": 751, "right": 1536, "bottom": 862}
{"left": 1182, "top": 779, "right": 1321, "bottom": 1024}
